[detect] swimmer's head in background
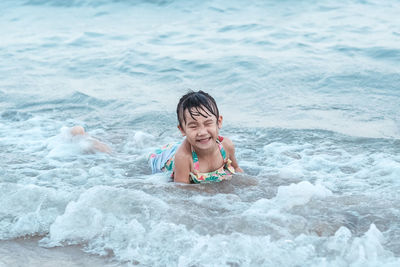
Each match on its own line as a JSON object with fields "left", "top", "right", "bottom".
{"left": 176, "top": 90, "right": 220, "bottom": 129}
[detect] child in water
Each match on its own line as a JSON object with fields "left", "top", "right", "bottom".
{"left": 149, "top": 90, "right": 243, "bottom": 183}
{"left": 70, "top": 90, "right": 243, "bottom": 183}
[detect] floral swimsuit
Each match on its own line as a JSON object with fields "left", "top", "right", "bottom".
{"left": 149, "top": 136, "right": 235, "bottom": 183}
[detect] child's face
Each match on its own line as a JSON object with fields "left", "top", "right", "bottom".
{"left": 178, "top": 106, "right": 222, "bottom": 151}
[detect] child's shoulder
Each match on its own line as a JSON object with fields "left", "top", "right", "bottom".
{"left": 174, "top": 139, "right": 192, "bottom": 160}
{"left": 220, "top": 136, "right": 236, "bottom": 155}
{"left": 220, "top": 136, "right": 234, "bottom": 148}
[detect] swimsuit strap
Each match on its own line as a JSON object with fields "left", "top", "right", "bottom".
{"left": 192, "top": 139, "right": 226, "bottom": 171}
{"left": 218, "top": 140, "right": 228, "bottom": 162}
{"left": 192, "top": 149, "right": 200, "bottom": 171}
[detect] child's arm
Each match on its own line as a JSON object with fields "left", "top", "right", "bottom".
{"left": 222, "top": 137, "right": 243, "bottom": 173}
{"left": 173, "top": 150, "right": 192, "bottom": 184}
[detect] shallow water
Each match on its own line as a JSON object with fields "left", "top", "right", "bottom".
{"left": 1, "top": 0, "right": 400, "bottom": 266}
{"left": 0, "top": 237, "right": 118, "bottom": 267}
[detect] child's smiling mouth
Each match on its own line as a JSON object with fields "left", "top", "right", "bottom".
{"left": 197, "top": 137, "right": 212, "bottom": 144}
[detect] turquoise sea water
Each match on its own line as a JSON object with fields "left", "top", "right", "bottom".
{"left": 1, "top": 0, "right": 400, "bottom": 266}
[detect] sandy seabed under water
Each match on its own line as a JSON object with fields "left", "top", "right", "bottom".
{"left": 0, "top": 237, "right": 120, "bottom": 267}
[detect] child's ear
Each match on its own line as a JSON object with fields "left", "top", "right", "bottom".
{"left": 217, "top": 115, "right": 223, "bottom": 129}
{"left": 178, "top": 125, "right": 186, "bottom": 136}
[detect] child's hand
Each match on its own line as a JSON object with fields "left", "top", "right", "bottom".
{"left": 235, "top": 167, "right": 244, "bottom": 173}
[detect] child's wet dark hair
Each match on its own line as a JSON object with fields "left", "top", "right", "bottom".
{"left": 176, "top": 90, "right": 219, "bottom": 128}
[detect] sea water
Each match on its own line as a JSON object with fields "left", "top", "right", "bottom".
{"left": 1, "top": 0, "right": 400, "bottom": 266}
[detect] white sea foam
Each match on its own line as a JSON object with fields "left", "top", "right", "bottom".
{"left": 245, "top": 181, "right": 332, "bottom": 217}
{"left": 325, "top": 224, "right": 399, "bottom": 267}
{"left": 46, "top": 127, "right": 103, "bottom": 157}
{"left": 0, "top": 183, "right": 72, "bottom": 240}
{"left": 40, "top": 186, "right": 169, "bottom": 247}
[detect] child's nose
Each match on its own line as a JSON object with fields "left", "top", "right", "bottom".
{"left": 197, "top": 125, "right": 207, "bottom": 135}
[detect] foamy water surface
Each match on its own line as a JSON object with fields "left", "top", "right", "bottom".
{"left": 1, "top": 0, "right": 400, "bottom": 266}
